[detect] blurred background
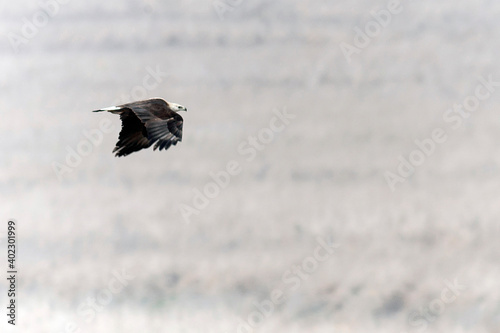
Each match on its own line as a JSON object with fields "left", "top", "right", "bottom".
{"left": 1, "top": 0, "right": 500, "bottom": 332}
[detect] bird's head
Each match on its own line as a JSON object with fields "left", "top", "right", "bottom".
{"left": 170, "top": 102, "right": 188, "bottom": 112}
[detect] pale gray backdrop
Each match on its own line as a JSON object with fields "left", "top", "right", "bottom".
{"left": 1, "top": 0, "right": 499, "bottom": 332}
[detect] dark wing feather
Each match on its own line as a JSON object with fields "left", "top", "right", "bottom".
{"left": 145, "top": 114, "right": 183, "bottom": 152}
{"left": 113, "top": 110, "right": 151, "bottom": 157}
{"left": 127, "top": 106, "right": 156, "bottom": 123}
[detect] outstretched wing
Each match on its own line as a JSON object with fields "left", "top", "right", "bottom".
{"left": 145, "top": 114, "right": 183, "bottom": 151}
{"left": 124, "top": 99, "right": 183, "bottom": 152}
{"left": 113, "top": 110, "right": 151, "bottom": 157}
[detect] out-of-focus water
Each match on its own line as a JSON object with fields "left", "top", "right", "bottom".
{"left": 1, "top": 1, "right": 500, "bottom": 332}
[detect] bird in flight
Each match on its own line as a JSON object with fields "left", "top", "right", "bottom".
{"left": 93, "top": 98, "right": 186, "bottom": 157}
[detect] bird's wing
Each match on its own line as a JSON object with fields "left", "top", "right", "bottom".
{"left": 145, "top": 114, "right": 183, "bottom": 152}
{"left": 113, "top": 110, "right": 151, "bottom": 157}
{"left": 126, "top": 106, "right": 156, "bottom": 123}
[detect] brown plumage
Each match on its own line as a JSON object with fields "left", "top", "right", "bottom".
{"left": 93, "top": 98, "right": 186, "bottom": 157}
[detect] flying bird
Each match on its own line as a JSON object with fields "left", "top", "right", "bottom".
{"left": 93, "top": 98, "right": 186, "bottom": 157}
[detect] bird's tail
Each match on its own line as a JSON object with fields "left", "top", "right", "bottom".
{"left": 92, "top": 106, "right": 123, "bottom": 113}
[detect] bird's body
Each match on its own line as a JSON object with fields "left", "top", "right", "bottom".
{"left": 93, "top": 98, "right": 186, "bottom": 157}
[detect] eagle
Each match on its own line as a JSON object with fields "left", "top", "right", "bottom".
{"left": 93, "top": 98, "right": 186, "bottom": 157}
